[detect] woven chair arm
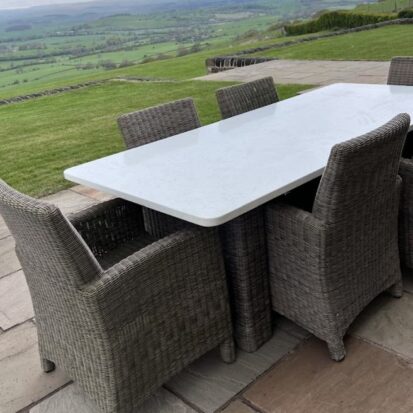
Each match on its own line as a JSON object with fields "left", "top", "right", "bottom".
{"left": 68, "top": 198, "right": 145, "bottom": 256}
{"left": 80, "top": 228, "right": 225, "bottom": 330}
{"left": 266, "top": 200, "right": 326, "bottom": 233}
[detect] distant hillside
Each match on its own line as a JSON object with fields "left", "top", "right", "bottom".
{"left": 0, "top": 0, "right": 374, "bottom": 22}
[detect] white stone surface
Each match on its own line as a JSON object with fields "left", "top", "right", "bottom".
{"left": 65, "top": 83, "right": 413, "bottom": 226}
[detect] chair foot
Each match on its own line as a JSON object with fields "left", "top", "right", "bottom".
{"left": 41, "top": 358, "right": 56, "bottom": 373}
{"left": 220, "top": 337, "right": 236, "bottom": 363}
{"left": 327, "top": 339, "right": 346, "bottom": 362}
{"left": 388, "top": 280, "right": 403, "bottom": 298}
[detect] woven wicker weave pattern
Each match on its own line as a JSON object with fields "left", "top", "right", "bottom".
{"left": 216, "top": 77, "right": 279, "bottom": 120}
{"left": 266, "top": 113, "right": 410, "bottom": 361}
{"left": 0, "top": 180, "right": 234, "bottom": 413}
{"left": 388, "top": 57, "right": 413, "bottom": 86}
{"left": 387, "top": 58, "right": 413, "bottom": 272}
{"left": 219, "top": 207, "right": 272, "bottom": 351}
{"left": 117, "top": 98, "right": 201, "bottom": 149}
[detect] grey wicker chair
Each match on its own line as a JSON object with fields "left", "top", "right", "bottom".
{"left": 118, "top": 98, "right": 201, "bottom": 150}
{"left": 216, "top": 77, "right": 279, "bottom": 119}
{"left": 388, "top": 57, "right": 413, "bottom": 86}
{"left": 265, "top": 113, "right": 410, "bottom": 361}
{"left": 118, "top": 99, "right": 273, "bottom": 352}
{"left": 117, "top": 98, "right": 200, "bottom": 238}
{"left": 0, "top": 180, "right": 235, "bottom": 413}
{"left": 387, "top": 57, "right": 413, "bottom": 271}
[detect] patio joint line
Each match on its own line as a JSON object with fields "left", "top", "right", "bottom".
{"left": 160, "top": 385, "right": 205, "bottom": 413}
{"left": 220, "top": 332, "right": 310, "bottom": 413}
{"left": 0, "top": 267, "right": 22, "bottom": 280}
{"left": 1, "top": 317, "right": 36, "bottom": 334}
{"left": 349, "top": 332, "right": 413, "bottom": 364}
{"left": 16, "top": 381, "right": 73, "bottom": 413}
{"left": 0, "top": 268, "right": 23, "bottom": 281}
{"left": 0, "top": 233, "right": 10, "bottom": 241}
{"left": 167, "top": 330, "right": 306, "bottom": 413}
{"left": 239, "top": 397, "right": 267, "bottom": 413}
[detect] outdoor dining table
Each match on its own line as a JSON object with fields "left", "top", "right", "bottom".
{"left": 65, "top": 82, "right": 413, "bottom": 352}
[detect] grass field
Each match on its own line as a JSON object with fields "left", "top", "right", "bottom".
{"left": 256, "top": 25, "right": 413, "bottom": 61}
{"left": 0, "top": 33, "right": 315, "bottom": 99}
{"left": 0, "top": 81, "right": 311, "bottom": 197}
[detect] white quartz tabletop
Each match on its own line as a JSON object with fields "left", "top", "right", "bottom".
{"left": 65, "top": 83, "right": 413, "bottom": 227}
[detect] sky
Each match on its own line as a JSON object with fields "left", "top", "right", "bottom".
{"left": 0, "top": 0, "right": 94, "bottom": 10}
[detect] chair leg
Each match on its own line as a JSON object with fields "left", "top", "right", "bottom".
{"left": 41, "top": 358, "right": 56, "bottom": 373}
{"left": 327, "top": 338, "right": 346, "bottom": 362}
{"left": 388, "top": 279, "right": 403, "bottom": 298}
{"left": 220, "top": 337, "right": 236, "bottom": 364}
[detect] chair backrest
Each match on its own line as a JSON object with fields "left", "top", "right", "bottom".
{"left": 312, "top": 113, "right": 410, "bottom": 224}
{"left": 388, "top": 57, "right": 413, "bottom": 86}
{"left": 216, "top": 77, "right": 279, "bottom": 120}
{"left": 118, "top": 98, "right": 201, "bottom": 149}
{"left": 0, "top": 180, "right": 101, "bottom": 289}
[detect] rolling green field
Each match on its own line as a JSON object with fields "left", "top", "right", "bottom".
{"left": 0, "top": 0, "right": 367, "bottom": 99}
{"left": 0, "top": 81, "right": 311, "bottom": 196}
{"left": 256, "top": 25, "right": 413, "bottom": 60}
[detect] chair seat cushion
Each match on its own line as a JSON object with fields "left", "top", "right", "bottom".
{"left": 96, "top": 233, "right": 156, "bottom": 269}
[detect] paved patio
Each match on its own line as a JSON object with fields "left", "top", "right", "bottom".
{"left": 2, "top": 186, "right": 413, "bottom": 412}
{"left": 196, "top": 60, "right": 390, "bottom": 85}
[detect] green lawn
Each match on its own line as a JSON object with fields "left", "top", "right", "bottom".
{"left": 256, "top": 25, "right": 413, "bottom": 61}
{"left": 0, "top": 80, "right": 311, "bottom": 197}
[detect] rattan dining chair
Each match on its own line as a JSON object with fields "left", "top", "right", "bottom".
{"left": 387, "top": 57, "right": 413, "bottom": 273}
{"left": 0, "top": 180, "right": 235, "bottom": 413}
{"left": 388, "top": 57, "right": 413, "bottom": 86}
{"left": 216, "top": 77, "right": 279, "bottom": 119}
{"left": 265, "top": 113, "right": 410, "bottom": 361}
{"left": 117, "top": 98, "right": 200, "bottom": 238}
{"left": 118, "top": 98, "right": 273, "bottom": 353}
{"left": 118, "top": 98, "right": 201, "bottom": 149}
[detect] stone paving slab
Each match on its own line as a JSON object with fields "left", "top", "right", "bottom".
{"left": 30, "top": 385, "right": 196, "bottom": 413}
{"left": 42, "top": 189, "right": 97, "bottom": 215}
{"left": 0, "top": 270, "right": 33, "bottom": 330}
{"left": 70, "top": 185, "right": 114, "bottom": 202}
{"left": 196, "top": 60, "right": 390, "bottom": 86}
{"left": 244, "top": 336, "right": 413, "bottom": 413}
{"left": 221, "top": 400, "right": 255, "bottom": 413}
{"left": 0, "top": 215, "right": 10, "bottom": 240}
{"left": 0, "top": 322, "right": 68, "bottom": 413}
{"left": 0, "top": 236, "right": 21, "bottom": 279}
{"left": 165, "top": 328, "right": 302, "bottom": 413}
{"left": 351, "top": 293, "right": 413, "bottom": 361}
